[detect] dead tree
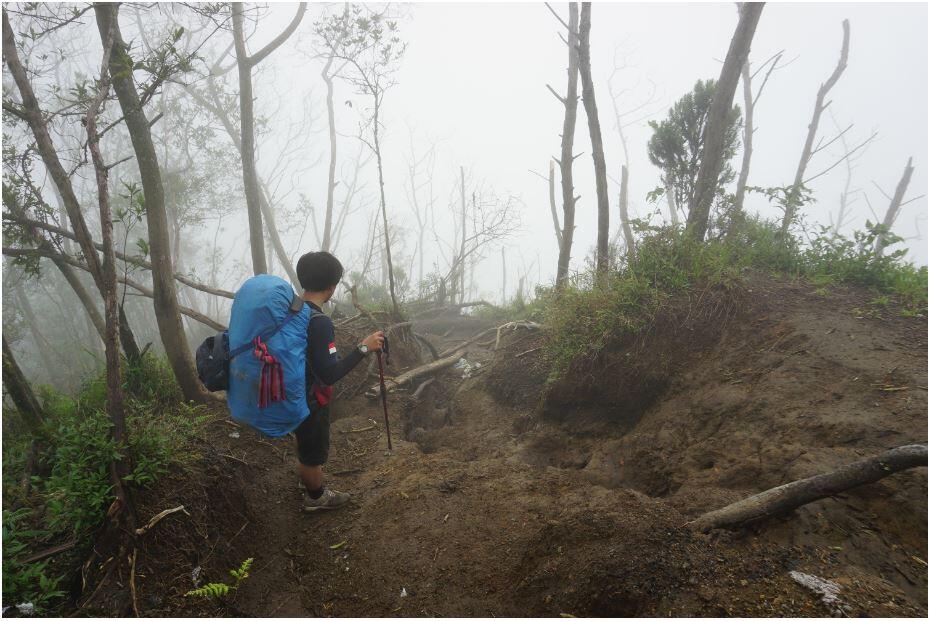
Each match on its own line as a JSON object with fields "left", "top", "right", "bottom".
{"left": 403, "top": 129, "right": 436, "bottom": 291}
{"left": 231, "top": 2, "right": 306, "bottom": 278}
{"left": 315, "top": 3, "right": 353, "bottom": 253}
{"left": 545, "top": 2, "right": 580, "bottom": 287}
{"left": 2, "top": 9, "right": 142, "bottom": 361}
{"left": 687, "top": 2, "right": 764, "bottom": 242}
{"left": 608, "top": 42, "right": 662, "bottom": 257}
{"left": 319, "top": 6, "right": 405, "bottom": 316}
{"left": 874, "top": 157, "right": 920, "bottom": 257}
{"left": 618, "top": 165, "right": 633, "bottom": 260}
{"left": 1, "top": 336, "right": 45, "bottom": 436}
{"left": 548, "top": 160, "right": 563, "bottom": 251}
{"left": 577, "top": 2, "right": 610, "bottom": 275}
{"left": 458, "top": 167, "right": 467, "bottom": 304}
{"left": 780, "top": 19, "right": 849, "bottom": 237}
{"left": 95, "top": 4, "right": 212, "bottom": 402}
{"left": 689, "top": 444, "right": 928, "bottom": 532}
{"left": 733, "top": 9, "right": 784, "bottom": 217}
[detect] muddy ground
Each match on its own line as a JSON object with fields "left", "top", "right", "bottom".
{"left": 83, "top": 273, "right": 926, "bottom": 617}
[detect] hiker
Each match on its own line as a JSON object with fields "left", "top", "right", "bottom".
{"left": 295, "top": 251, "right": 384, "bottom": 511}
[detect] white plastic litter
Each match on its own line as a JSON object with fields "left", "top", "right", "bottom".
{"left": 400, "top": 587, "right": 408, "bottom": 598}
{"left": 16, "top": 602, "right": 35, "bottom": 616}
{"left": 229, "top": 431, "right": 240, "bottom": 439}
{"left": 191, "top": 566, "right": 202, "bottom": 587}
{"left": 453, "top": 357, "right": 474, "bottom": 378}
{"left": 789, "top": 570, "right": 848, "bottom": 615}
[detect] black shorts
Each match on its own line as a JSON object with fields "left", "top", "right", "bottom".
{"left": 294, "top": 406, "right": 330, "bottom": 466}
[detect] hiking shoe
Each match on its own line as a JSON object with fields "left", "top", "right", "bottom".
{"left": 302, "top": 488, "right": 351, "bottom": 512}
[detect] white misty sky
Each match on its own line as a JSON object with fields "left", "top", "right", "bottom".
{"left": 243, "top": 1, "right": 927, "bottom": 302}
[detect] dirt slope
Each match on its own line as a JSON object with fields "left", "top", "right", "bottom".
{"left": 83, "top": 274, "right": 926, "bottom": 617}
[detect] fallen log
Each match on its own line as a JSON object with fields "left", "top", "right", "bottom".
{"left": 364, "top": 347, "right": 464, "bottom": 399}
{"left": 437, "top": 327, "right": 496, "bottom": 358}
{"left": 410, "top": 300, "right": 498, "bottom": 321}
{"left": 688, "top": 444, "right": 928, "bottom": 533}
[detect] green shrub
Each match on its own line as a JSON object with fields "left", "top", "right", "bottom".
{"left": 1, "top": 508, "right": 65, "bottom": 613}
{"left": 2, "top": 354, "right": 205, "bottom": 612}
{"left": 543, "top": 212, "right": 926, "bottom": 384}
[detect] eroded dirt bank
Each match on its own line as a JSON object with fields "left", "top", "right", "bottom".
{"left": 86, "top": 274, "right": 926, "bottom": 617}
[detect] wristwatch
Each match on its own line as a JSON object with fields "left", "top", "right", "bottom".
{"left": 357, "top": 343, "right": 369, "bottom": 356}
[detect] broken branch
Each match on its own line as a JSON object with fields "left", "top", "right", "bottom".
{"left": 688, "top": 444, "right": 927, "bottom": 532}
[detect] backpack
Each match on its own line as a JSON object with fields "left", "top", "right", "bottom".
{"left": 195, "top": 292, "right": 303, "bottom": 392}
{"left": 196, "top": 274, "right": 322, "bottom": 437}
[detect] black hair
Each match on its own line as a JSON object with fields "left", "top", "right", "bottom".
{"left": 296, "top": 251, "right": 344, "bottom": 292}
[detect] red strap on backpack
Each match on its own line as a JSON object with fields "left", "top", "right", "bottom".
{"left": 253, "top": 336, "right": 285, "bottom": 407}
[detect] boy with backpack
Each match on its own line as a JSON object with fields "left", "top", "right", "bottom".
{"left": 293, "top": 251, "right": 384, "bottom": 511}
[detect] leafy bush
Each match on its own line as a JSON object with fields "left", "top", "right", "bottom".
{"left": 542, "top": 212, "right": 926, "bottom": 382}
{"left": 1, "top": 508, "right": 65, "bottom": 612}
{"left": 1, "top": 355, "right": 205, "bottom": 612}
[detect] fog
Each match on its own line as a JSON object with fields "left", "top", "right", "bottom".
{"left": 255, "top": 1, "right": 929, "bottom": 297}
{"left": 2, "top": 1, "right": 927, "bottom": 388}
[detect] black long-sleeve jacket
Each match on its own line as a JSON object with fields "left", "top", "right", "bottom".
{"left": 305, "top": 301, "right": 364, "bottom": 389}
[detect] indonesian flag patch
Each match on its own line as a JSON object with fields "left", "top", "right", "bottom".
{"left": 328, "top": 342, "right": 338, "bottom": 355}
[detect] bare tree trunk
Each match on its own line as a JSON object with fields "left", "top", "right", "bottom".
{"left": 185, "top": 81, "right": 299, "bottom": 285}
{"left": 618, "top": 164, "right": 634, "bottom": 260}
{"left": 666, "top": 180, "right": 680, "bottom": 226}
{"left": 86, "top": 12, "right": 132, "bottom": 520}
{"left": 577, "top": 2, "right": 610, "bottom": 276}
{"left": 230, "top": 2, "right": 306, "bottom": 278}
{"left": 373, "top": 96, "right": 401, "bottom": 317}
{"left": 3, "top": 9, "right": 142, "bottom": 362}
{"left": 458, "top": 167, "right": 467, "bottom": 305}
{"left": 554, "top": 3, "right": 580, "bottom": 287}
{"left": 780, "top": 19, "right": 850, "bottom": 238}
{"left": 689, "top": 444, "right": 927, "bottom": 532}
{"left": 734, "top": 56, "right": 753, "bottom": 216}
{"left": 95, "top": 4, "right": 211, "bottom": 402}
{"left": 322, "top": 53, "right": 338, "bottom": 252}
{"left": 687, "top": 2, "right": 764, "bottom": 242}
{"left": 2, "top": 334, "right": 48, "bottom": 438}
{"left": 232, "top": 3, "right": 268, "bottom": 275}
{"left": 501, "top": 247, "right": 507, "bottom": 305}
{"left": 548, "top": 160, "right": 562, "bottom": 251}
{"left": 874, "top": 157, "right": 915, "bottom": 257}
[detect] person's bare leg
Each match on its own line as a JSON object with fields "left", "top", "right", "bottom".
{"left": 299, "top": 463, "right": 324, "bottom": 493}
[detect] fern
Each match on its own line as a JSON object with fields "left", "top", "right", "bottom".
{"left": 185, "top": 558, "right": 254, "bottom": 599}
{"left": 185, "top": 583, "right": 230, "bottom": 599}
{"left": 229, "top": 557, "right": 252, "bottom": 584}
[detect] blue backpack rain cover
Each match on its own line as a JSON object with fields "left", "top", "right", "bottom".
{"left": 227, "top": 274, "right": 311, "bottom": 437}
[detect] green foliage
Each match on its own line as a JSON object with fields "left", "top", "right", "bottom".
{"left": 543, "top": 210, "right": 926, "bottom": 382}
{"left": 544, "top": 273, "right": 663, "bottom": 379}
{"left": 186, "top": 582, "right": 231, "bottom": 599}
{"left": 2, "top": 355, "right": 205, "bottom": 612}
{"left": 647, "top": 79, "right": 742, "bottom": 212}
{"left": 185, "top": 558, "right": 254, "bottom": 600}
{"left": 2, "top": 509, "right": 65, "bottom": 613}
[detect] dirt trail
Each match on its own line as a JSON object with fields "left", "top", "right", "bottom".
{"left": 101, "top": 275, "right": 926, "bottom": 617}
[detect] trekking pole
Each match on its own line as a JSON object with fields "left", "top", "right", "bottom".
{"left": 376, "top": 336, "right": 393, "bottom": 451}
